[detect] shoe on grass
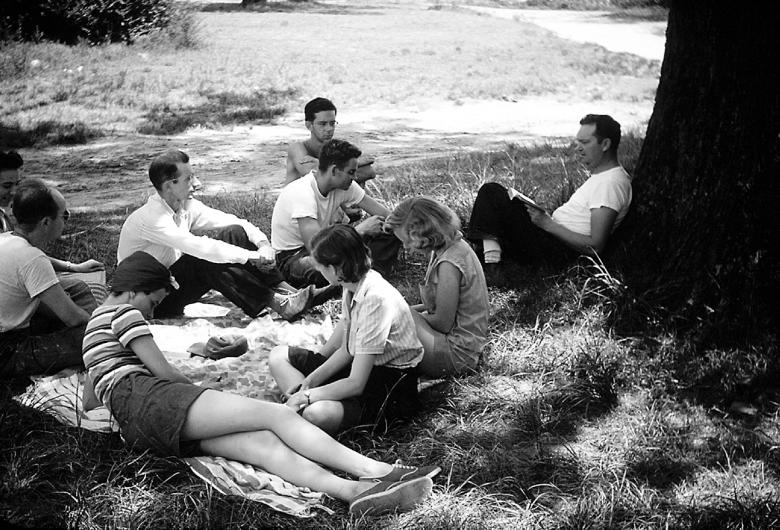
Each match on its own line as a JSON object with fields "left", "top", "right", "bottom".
{"left": 349, "top": 476, "right": 432, "bottom": 517}
{"left": 269, "top": 285, "right": 314, "bottom": 321}
{"left": 360, "top": 460, "right": 441, "bottom": 483}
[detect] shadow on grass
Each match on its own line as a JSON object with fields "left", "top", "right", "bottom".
{"left": 137, "top": 88, "right": 296, "bottom": 135}
{"left": 0, "top": 120, "right": 102, "bottom": 148}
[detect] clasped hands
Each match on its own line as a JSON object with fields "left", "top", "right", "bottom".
{"left": 247, "top": 244, "right": 276, "bottom": 271}
{"left": 356, "top": 214, "right": 386, "bottom": 236}
{"left": 282, "top": 380, "right": 312, "bottom": 412}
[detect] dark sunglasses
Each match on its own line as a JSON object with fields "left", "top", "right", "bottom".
{"left": 62, "top": 209, "right": 70, "bottom": 222}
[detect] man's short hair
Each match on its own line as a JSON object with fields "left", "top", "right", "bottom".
{"left": 580, "top": 114, "right": 620, "bottom": 154}
{"left": 318, "top": 139, "right": 361, "bottom": 173}
{"left": 149, "top": 149, "right": 189, "bottom": 190}
{"left": 580, "top": 114, "right": 621, "bottom": 154}
{"left": 12, "top": 178, "right": 58, "bottom": 227}
{"left": 0, "top": 151, "right": 23, "bottom": 171}
{"left": 304, "top": 97, "right": 337, "bottom": 122}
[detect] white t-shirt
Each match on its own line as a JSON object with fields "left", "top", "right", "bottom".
{"left": 551, "top": 166, "right": 632, "bottom": 236}
{"left": 271, "top": 171, "right": 365, "bottom": 251}
{"left": 0, "top": 233, "right": 59, "bottom": 332}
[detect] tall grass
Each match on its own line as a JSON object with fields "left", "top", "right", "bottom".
{"left": 6, "top": 134, "right": 779, "bottom": 528}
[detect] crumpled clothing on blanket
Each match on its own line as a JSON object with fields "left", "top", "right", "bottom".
{"left": 13, "top": 313, "right": 335, "bottom": 518}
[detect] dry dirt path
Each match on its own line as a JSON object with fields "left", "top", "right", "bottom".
{"left": 32, "top": 3, "right": 665, "bottom": 212}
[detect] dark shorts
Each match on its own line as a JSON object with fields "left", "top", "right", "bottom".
{"left": 288, "top": 346, "right": 419, "bottom": 432}
{"left": 109, "top": 372, "right": 207, "bottom": 457}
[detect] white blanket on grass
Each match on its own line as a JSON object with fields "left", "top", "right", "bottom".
{"left": 14, "top": 313, "right": 335, "bottom": 518}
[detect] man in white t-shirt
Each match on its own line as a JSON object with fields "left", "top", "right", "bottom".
{"left": 272, "top": 139, "right": 397, "bottom": 288}
{"left": 467, "top": 114, "right": 632, "bottom": 269}
{"left": 0, "top": 179, "right": 95, "bottom": 377}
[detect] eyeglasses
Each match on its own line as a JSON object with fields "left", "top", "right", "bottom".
{"left": 314, "top": 120, "right": 338, "bottom": 128}
{"left": 62, "top": 209, "right": 70, "bottom": 222}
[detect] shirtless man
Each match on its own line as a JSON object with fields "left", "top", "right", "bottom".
{"left": 285, "top": 97, "right": 376, "bottom": 186}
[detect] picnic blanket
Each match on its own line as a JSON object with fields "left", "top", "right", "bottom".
{"left": 14, "top": 312, "right": 336, "bottom": 518}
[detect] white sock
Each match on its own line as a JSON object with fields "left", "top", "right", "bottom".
{"left": 483, "top": 239, "right": 502, "bottom": 264}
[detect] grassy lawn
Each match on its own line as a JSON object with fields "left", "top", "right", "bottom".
{"left": 2, "top": 2, "right": 778, "bottom": 529}
{"left": 4, "top": 135, "right": 780, "bottom": 528}
{"left": 0, "top": 2, "right": 657, "bottom": 144}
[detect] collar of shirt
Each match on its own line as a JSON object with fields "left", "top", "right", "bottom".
{"left": 150, "top": 193, "right": 190, "bottom": 227}
{"left": 0, "top": 209, "right": 12, "bottom": 232}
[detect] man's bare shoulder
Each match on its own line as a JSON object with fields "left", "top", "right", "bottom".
{"left": 287, "top": 140, "right": 308, "bottom": 158}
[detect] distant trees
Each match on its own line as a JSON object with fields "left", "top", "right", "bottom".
{"left": 0, "top": 0, "right": 177, "bottom": 44}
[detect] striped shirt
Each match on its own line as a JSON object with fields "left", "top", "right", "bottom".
{"left": 82, "top": 304, "right": 152, "bottom": 407}
{"left": 342, "top": 270, "right": 423, "bottom": 369}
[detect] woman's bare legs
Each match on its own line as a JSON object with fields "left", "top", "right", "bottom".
{"left": 199, "top": 430, "right": 373, "bottom": 501}
{"left": 181, "top": 390, "right": 392, "bottom": 479}
{"left": 268, "top": 345, "right": 306, "bottom": 396}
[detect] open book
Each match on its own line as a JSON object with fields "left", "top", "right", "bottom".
{"left": 507, "top": 186, "right": 545, "bottom": 211}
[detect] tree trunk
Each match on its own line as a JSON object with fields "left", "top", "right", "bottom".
{"left": 628, "top": 0, "right": 780, "bottom": 343}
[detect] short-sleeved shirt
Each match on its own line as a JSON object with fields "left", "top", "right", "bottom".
{"left": 82, "top": 304, "right": 153, "bottom": 408}
{"left": 0, "top": 233, "right": 59, "bottom": 332}
{"left": 551, "top": 166, "right": 632, "bottom": 236}
{"left": 342, "top": 269, "right": 423, "bottom": 369}
{"left": 271, "top": 171, "right": 365, "bottom": 252}
{"left": 420, "top": 238, "right": 489, "bottom": 363}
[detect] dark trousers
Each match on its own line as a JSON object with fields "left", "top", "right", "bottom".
{"left": 467, "top": 182, "right": 576, "bottom": 266}
{"left": 277, "top": 232, "right": 402, "bottom": 288}
{"left": 154, "top": 225, "right": 285, "bottom": 318}
{"left": 0, "top": 278, "right": 96, "bottom": 378}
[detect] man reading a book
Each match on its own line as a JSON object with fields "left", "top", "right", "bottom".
{"left": 467, "top": 114, "right": 632, "bottom": 268}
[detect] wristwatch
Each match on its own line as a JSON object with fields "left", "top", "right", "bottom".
{"left": 304, "top": 390, "right": 312, "bottom": 405}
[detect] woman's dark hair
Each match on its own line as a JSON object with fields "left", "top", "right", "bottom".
{"left": 310, "top": 224, "right": 371, "bottom": 283}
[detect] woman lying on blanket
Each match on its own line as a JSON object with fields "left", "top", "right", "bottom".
{"left": 269, "top": 224, "right": 424, "bottom": 435}
{"left": 81, "top": 250, "right": 438, "bottom": 516}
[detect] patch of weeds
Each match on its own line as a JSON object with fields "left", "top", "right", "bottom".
{"left": 138, "top": 88, "right": 296, "bottom": 135}
{"left": 0, "top": 120, "right": 101, "bottom": 148}
{"left": 135, "top": 2, "right": 203, "bottom": 49}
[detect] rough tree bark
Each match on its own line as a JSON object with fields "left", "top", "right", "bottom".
{"left": 628, "top": 0, "right": 780, "bottom": 343}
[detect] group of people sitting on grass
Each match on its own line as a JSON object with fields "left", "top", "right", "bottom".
{"left": 0, "top": 96, "right": 632, "bottom": 515}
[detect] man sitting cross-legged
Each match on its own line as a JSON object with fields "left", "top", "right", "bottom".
{"left": 117, "top": 149, "right": 315, "bottom": 321}
{"left": 0, "top": 179, "right": 97, "bottom": 377}
{"left": 272, "top": 139, "right": 400, "bottom": 290}
{"left": 467, "top": 113, "right": 633, "bottom": 273}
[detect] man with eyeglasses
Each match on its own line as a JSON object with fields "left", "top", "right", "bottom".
{"left": 1, "top": 150, "right": 105, "bottom": 299}
{"left": 1, "top": 179, "right": 98, "bottom": 377}
{"left": 285, "top": 97, "right": 376, "bottom": 186}
{"left": 118, "top": 149, "right": 316, "bottom": 321}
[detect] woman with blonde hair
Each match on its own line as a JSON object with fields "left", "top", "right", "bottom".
{"left": 385, "top": 197, "right": 489, "bottom": 377}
